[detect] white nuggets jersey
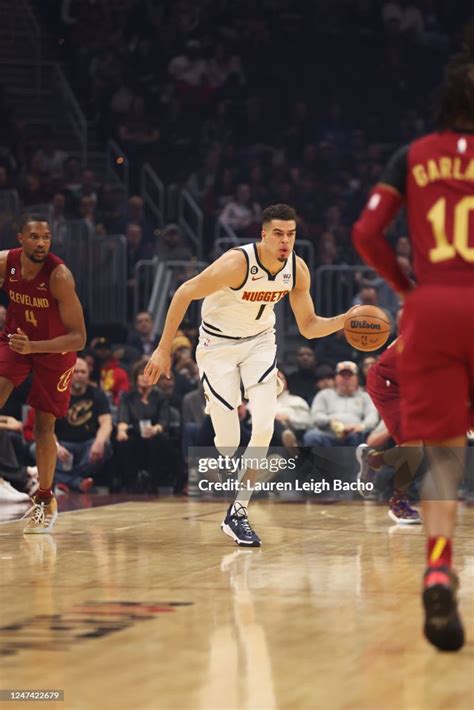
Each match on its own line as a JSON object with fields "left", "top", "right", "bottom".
{"left": 201, "top": 243, "right": 296, "bottom": 339}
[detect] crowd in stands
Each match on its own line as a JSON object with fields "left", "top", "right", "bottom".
{"left": 0, "top": 0, "right": 464, "bottom": 264}
{"left": 34, "top": 0, "right": 472, "bottom": 264}
{"left": 1, "top": 304, "right": 473, "bottom": 502}
{"left": 0, "top": 302, "right": 397, "bottom": 501}
{"left": 1, "top": 1, "right": 473, "bottom": 502}
{"left": 2, "top": 0, "right": 470, "bottom": 275}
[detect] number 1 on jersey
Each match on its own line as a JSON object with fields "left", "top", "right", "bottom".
{"left": 25, "top": 309, "right": 38, "bottom": 327}
{"left": 428, "top": 196, "right": 474, "bottom": 263}
{"left": 255, "top": 305, "right": 266, "bottom": 320}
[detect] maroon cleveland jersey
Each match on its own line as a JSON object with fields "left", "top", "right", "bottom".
{"left": 381, "top": 130, "right": 474, "bottom": 286}
{"left": 2, "top": 248, "right": 68, "bottom": 341}
{"left": 353, "top": 130, "right": 474, "bottom": 442}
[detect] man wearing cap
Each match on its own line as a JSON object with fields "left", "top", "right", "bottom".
{"left": 303, "top": 361, "right": 378, "bottom": 447}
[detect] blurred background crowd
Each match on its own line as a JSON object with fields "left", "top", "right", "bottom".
{"left": 0, "top": 0, "right": 473, "bottom": 501}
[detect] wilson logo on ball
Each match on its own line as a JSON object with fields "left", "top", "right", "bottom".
{"left": 343, "top": 305, "right": 390, "bottom": 352}
{"left": 350, "top": 320, "right": 381, "bottom": 330}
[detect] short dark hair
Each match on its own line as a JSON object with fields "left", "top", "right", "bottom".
{"left": 18, "top": 213, "right": 51, "bottom": 233}
{"left": 435, "top": 23, "right": 474, "bottom": 129}
{"left": 262, "top": 204, "right": 297, "bottom": 225}
{"left": 136, "top": 310, "right": 153, "bottom": 320}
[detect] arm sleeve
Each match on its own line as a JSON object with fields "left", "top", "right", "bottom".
{"left": 352, "top": 147, "right": 412, "bottom": 294}
{"left": 378, "top": 145, "right": 409, "bottom": 196}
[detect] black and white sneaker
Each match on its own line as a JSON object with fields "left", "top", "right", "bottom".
{"left": 221, "top": 502, "right": 261, "bottom": 547}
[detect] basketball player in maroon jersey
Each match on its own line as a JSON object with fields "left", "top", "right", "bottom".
{"left": 0, "top": 215, "right": 86, "bottom": 533}
{"left": 352, "top": 28, "right": 474, "bottom": 650}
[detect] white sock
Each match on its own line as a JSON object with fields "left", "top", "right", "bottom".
{"left": 229, "top": 379, "right": 277, "bottom": 517}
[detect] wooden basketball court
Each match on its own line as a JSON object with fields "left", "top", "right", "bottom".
{"left": 0, "top": 499, "right": 473, "bottom": 710}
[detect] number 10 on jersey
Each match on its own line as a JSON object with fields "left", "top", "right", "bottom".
{"left": 428, "top": 196, "right": 474, "bottom": 263}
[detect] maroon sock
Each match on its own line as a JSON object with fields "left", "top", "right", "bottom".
{"left": 37, "top": 486, "right": 53, "bottom": 501}
{"left": 427, "top": 536, "right": 452, "bottom": 568}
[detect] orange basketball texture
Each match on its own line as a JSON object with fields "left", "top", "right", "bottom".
{"left": 343, "top": 305, "right": 391, "bottom": 352}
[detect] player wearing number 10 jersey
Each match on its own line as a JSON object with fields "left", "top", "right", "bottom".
{"left": 0, "top": 215, "right": 86, "bottom": 533}
{"left": 352, "top": 26, "right": 474, "bottom": 652}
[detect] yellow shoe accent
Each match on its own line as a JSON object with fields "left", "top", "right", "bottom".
{"left": 430, "top": 536, "right": 447, "bottom": 563}
{"left": 23, "top": 495, "right": 58, "bottom": 534}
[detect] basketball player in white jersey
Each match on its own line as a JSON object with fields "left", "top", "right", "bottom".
{"left": 145, "top": 204, "right": 355, "bottom": 546}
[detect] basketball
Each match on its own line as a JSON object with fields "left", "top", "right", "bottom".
{"left": 344, "top": 305, "right": 391, "bottom": 352}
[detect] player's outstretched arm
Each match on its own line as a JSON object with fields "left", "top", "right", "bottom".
{"left": 144, "top": 249, "right": 247, "bottom": 384}
{"left": 289, "top": 257, "right": 354, "bottom": 339}
{"left": 9, "top": 265, "right": 86, "bottom": 355}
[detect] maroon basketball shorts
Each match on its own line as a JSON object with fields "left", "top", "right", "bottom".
{"left": 399, "top": 285, "right": 474, "bottom": 441}
{"left": 0, "top": 340, "right": 76, "bottom": 418}
{"left": 366, "top": 365, "right": 402, "bottom": 444}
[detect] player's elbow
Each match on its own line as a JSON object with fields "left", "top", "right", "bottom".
{"left": 297, "top": 318, "right": 313, "bottom": 339}
{"left": 177, "top": 280, "right": 201, "bottom": 303}
{"left": 76, "top": 329, "right": 87, "bottom": 351}
{"left": 352, "top": 221, "right": 373, "bottom": 250}
{"left": 352, "top": 222, "right": 380, "bottom": 266}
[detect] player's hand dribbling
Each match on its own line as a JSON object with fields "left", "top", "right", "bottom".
{"left": 344, "top": 305, "right": 363, "bottom": 319}
{"left": 8, "top": 328, "right": 34, "bottom": 355}
{"left": 144, "top": 347, "right": 171, "bottom": 385}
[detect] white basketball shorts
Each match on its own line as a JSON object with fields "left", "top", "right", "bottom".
{"left": 195, "top": 327, "right": 277, "bottom": 411}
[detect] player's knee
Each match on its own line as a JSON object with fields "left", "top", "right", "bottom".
{"left": 34, "top": 422, "right": 55, "bottom": 438}
{"left": 34, "top": 415, "right": 56, "bottom": 438}
{"left": 405, "top": 445, "right": 424, "bottom": 470}
{"left": 0, "top": 379, "right": 14, "bottom": 408}
{"left": 427, "top": 446, "right": 465, "bottom": 484}
{"left": 214, "top": 431, "right": 240, "bottom": 458}
{"left": 209, "top": 402, "right": 240, "bottom": 456}
{"left": 249, "top": 424, "right": 274, "bottom": 448}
